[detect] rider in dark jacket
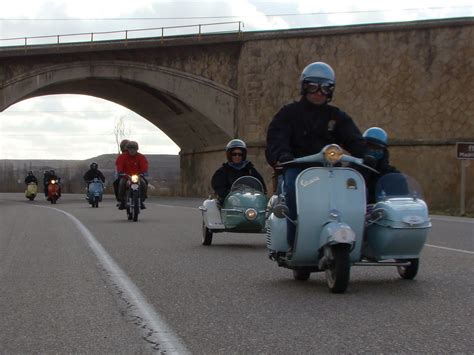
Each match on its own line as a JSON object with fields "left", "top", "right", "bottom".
{"left": 212, "top": 139, "right": 267, "bottom": 205}
{"left": 24, "top": 171, "right": 38, "bottom": 185}
{"left": 363, "top": 127, "right": 399, "bottom": 203}
{"left": 83, "top": 162, "right": 106, "bottom": 184}
{"left": 266, "top": 62, "right": 367, "bottom": 249}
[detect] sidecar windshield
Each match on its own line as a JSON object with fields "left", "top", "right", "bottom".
{"left": 375, "top": 173, "right": 424, "bottom": 201}
{"left": 230, "top": 176, "right": 264, "bottom": 193}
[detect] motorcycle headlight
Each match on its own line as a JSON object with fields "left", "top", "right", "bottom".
{"left": 131, "top": 175, "right": 139, "bottom": 183}
{"left": 50, "top": 180, "right": 56, "bottom": 184}
{"left": 323, "top": 144, "right": 343, "bottom": 164}
{"left": 245, "top": 208, "right": 258, "bottom": 221}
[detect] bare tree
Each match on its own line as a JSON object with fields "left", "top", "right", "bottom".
{"left": 113, "top": 116, "right": 131, "bottom": 153}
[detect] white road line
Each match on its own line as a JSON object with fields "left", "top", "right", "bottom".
{"left": 36, "top": 205, "right": 190, "bottom": 354}
{"left": 426, "top": 244, "right": 474, "bottom": 255}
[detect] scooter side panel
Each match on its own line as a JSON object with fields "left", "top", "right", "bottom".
{"left": 292, "top": 168, "right": 366, "bottom": 265}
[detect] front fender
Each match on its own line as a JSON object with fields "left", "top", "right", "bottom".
{"left": 319, "top": 221, "right": 356, "bottom": 249}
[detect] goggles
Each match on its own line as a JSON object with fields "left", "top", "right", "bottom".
{"left": 305, "top": 82, "right": 334, "bottom": 96}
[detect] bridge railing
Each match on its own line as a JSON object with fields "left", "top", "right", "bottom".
{"left": 0, "top": 21, "right": 244, "bottom": 48}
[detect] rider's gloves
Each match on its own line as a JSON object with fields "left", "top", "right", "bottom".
{"left": 363, "top": 155, "right": 377, "bottom": 169}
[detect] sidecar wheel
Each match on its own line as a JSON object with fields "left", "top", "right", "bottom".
{"left": 397, "top": 258, "right": 419, "bottom": 280}
{"left": 292, "top": 269, "right": 310, "bottom": 281}
{"left": 325, "top": 244, "right": 351, "bottom": 294}
{"left": 202, "top": 222, "right": 213, "bottom": 246}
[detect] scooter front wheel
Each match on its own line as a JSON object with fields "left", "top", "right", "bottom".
{"left": 325, "top": 244, "right": 351, "bottom": 294}
{"left": 397, "top": 258, "right": 419, "bottom": 279}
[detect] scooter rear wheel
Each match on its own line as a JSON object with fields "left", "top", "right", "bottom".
{"left": 202, "top": 222, "right": 213, "bottom": 246}
{"left": 325, "top": 244, "right": 351, "bottom": 294}
{"left": 397, "top": 258, "right": 419, "bottom": 279}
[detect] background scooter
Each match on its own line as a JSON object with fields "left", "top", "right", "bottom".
{"left": 86, "top": 178, "right": 104, "bottom": 208}
{"left": 25, "top": 182, "right": 38, "bottom": 201}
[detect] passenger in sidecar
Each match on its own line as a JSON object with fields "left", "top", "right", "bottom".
{"left": 362, "top": 127, "right": 399, "bottom": 203}
{"left": 199, "top": 139, "right": 268, "bottom": 245}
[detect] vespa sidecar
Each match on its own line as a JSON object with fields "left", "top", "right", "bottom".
{"left": 360, "top": 173, "right": 431, "bottom": 279}
{"left": 199, "top": 176, "right": 267, "bottom": 245}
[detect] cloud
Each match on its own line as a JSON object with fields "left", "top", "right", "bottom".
{"left": 1, "top": 95, "right": 180, "bottom": 159}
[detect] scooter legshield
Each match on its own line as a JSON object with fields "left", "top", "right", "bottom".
{"left": 292, "top": 167, "right": 366, "bottom": 265}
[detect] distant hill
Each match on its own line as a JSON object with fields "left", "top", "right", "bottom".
{"left": 0, "top": 154, "right": 180, "bottom": 195}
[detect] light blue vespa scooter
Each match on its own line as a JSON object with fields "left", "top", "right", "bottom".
{"left": 267, "top": 144, "right": 431, "bottom": 293}
{"left": 86, "top": 178, "right": 104, "bottom": 208}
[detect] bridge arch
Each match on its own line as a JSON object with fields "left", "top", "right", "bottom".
{"left": 0, "top": 60, "right": 237, "bottom": 153}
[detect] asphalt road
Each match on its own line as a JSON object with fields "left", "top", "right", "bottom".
{"left": 0, "top": 193, "right": 473, "bottom": 354}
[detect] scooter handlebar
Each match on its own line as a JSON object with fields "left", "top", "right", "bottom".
{"left": 277, "top": 153, "right": 379, "bottom": 174}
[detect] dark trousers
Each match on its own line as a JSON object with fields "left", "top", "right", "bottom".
{"left": 283, "top": 167, "right": 303, "bottom": 247}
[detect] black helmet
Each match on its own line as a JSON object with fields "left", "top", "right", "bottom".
{"left": 90, "top": 162, "right": 98, "bottom": 170}
{"left": 300, "top": 62, "right": 336, "bottom": 101}
{"left": 120, "top": 139, "right": 130, "bottom": 152}
{"left": 225, "top": 139, "right": 247, "bottom": 152}
{"left": 225, "top": 139, "right": 247, "bottom": 161}
{"left": 50, "top": 170, "right": 55, "bottom": 175}
{"left": 127, "top": 141, "right": 139, "bottom": 150}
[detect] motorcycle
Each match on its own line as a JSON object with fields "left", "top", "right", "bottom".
{"left": 199, "top": 176, "right": 268, "bottom": 246}
{"left": 266, "top": 144, "right": 431, "bottom": 293}
{"left": 47, "top": 179, "right": 60, "bottom": 204}
{"left": 122, "top": 174, "right": 143, "bottom": 222}
{"left": 25, "top": 182, "right": 38, "bottom": 201}
{"left": 86, "top": 178, "right": 104, "bottom": 208}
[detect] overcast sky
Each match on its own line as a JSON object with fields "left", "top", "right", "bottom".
{"left": 1, "top": 0, "right": 473, "bottom": 160}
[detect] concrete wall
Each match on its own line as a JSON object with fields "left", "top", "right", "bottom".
{"left": 237, "top": 19, "right": 474, "bottom": 212}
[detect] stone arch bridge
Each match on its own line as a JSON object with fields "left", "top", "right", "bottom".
{"left": 1, "top": 18, "right": 473, "bottom": 211}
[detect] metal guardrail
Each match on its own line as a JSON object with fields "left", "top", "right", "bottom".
{"left": 0, "top": 21, "right": 244, "bottom": 48}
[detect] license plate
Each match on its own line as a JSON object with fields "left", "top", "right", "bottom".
{"left": 131, "top": 183, "right": 139, "bottom": 189}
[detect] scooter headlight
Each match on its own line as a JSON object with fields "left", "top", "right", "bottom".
{"left": 323, "top": 144, "right": 343, "bottom": 164}
{"left": 131, "top": 175, "right": 140, "bottom": 183}
{"left": 245, "top": 208, "right": 258, "bottom": 221}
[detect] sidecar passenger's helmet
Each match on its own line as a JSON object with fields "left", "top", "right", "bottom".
{"left": 225, "top": 139, "right": 247, "bottom": 161}
{"left": 90, "top": 162, "right": 98, "bottom": 170}
{"left": 127, "top": 141, "right": 139, "bottom": 151}
{"left": 363, "top": 127, "right": 388, "bottom": 148}
{"left": 300, "top": 62, "right": 336, "bottom": 101}
{"left": 120, "top": 139, "right": 130, "bottom": 152}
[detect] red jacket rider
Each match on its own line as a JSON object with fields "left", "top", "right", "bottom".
{"left": 115, "top": 151, "right": 149, "bottom": 176}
